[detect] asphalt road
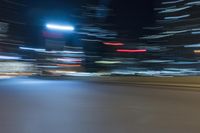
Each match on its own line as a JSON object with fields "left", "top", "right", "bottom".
{"left": 0, "top": 77, "right": 200, "bottom": 133}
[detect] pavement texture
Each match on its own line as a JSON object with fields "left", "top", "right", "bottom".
{"left": 64, "top": 76, "right": 200, "bottom": 89}
{"left": 0, "top": 77, "right": 200, "bottom": 133}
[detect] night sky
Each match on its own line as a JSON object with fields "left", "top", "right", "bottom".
{"left": 110, "top": 0, "right": 155, "bottom": 38}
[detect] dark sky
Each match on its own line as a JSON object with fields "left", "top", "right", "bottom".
{"left": 109, "top": 0, "right": 155, "bottom": 38}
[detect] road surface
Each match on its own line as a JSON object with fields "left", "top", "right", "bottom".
{"left": 0, "top": 77, "right": 200, "bottom": 133}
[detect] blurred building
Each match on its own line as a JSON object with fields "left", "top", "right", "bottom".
{"left": 140, "top": 0, "right": 200, "bottom": 74}
{"left": 0, "top": 0, "right": 29, "bottom": 49}
{"left": 73, "top": 4, "right": 120, "bottom": 72}
{"left": 0, "top": 1, "right": 38, "bottom": 77}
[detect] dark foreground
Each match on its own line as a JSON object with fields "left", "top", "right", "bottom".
{"left": 0, "top": 77, "right": 200, "bottom": 133}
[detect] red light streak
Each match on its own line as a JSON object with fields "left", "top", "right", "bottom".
{"left": 103, "top": 42, "right": 124, "bottom": 46}
{"left": 43, "top": 31, "right": 64, "bottom": 39}
{"left": 117, "top": 49, "right": 147, "bottom": 53}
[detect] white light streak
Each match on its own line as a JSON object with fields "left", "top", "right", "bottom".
{"left": 46, "top": 24, "right": 74, "bottom": 31}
